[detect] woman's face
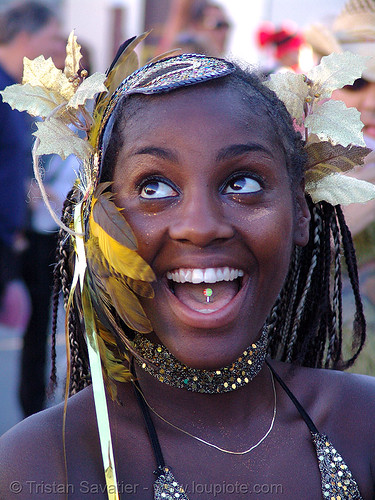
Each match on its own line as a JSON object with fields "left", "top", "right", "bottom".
{"left": 113, "top": 86, "right": 309, "bottom": 369}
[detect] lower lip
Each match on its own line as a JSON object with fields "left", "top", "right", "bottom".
{"left": 163, "top": 277, "right": 250, "bottom": 329}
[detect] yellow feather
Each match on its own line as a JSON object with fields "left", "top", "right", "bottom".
{"left": 86, "top": 237, "right": 153, "bottom": 335}
{"left": 106, "top": 276, "right": 152, "bottom": 333}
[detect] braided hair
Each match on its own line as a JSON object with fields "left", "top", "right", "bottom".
{"left": 50, "top": 63, "right": 366, "bottom": 394}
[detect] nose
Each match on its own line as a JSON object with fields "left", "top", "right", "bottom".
{"left": 168, "top": 190, "right": 234, "bottom": 247}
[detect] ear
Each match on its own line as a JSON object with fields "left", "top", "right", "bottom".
{"left": 293, "top": 180, "right": 310, "bottom": 247}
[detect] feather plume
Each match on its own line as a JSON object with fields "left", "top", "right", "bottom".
{"left": 86, "top": 238, "right": 153, "bottom": 336}
{"left": 89, "top": 32, "right": 150, "bottom": 148}
{"left": 89, "top": 192, "right": 155, "bottom": 282}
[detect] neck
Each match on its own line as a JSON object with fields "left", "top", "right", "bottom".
{"left": 120, "top": 360, "right": 273, "bottom": 430}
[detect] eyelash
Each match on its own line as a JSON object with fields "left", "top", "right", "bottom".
{"left": 138, "top": 175, "right": 179, "bottom": 199}
{"left": 221, "top": 172, "right": 264, "bottom": 194}
{"left": 137, "top": 172, "right": 264, "bottom": 199}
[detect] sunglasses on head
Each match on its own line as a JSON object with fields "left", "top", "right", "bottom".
{"left": 204, "top": 20, "right": 231, "bottom": 31}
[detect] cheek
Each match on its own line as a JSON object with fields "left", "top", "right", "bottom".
{"left": 332, "top": 89, "right": 359, "bottom": 109}
{"left": 117, "top": 205, "right": 167, "bottom": 264}
{"left": 239, "top": 205, "right": 295, "bottom": 282}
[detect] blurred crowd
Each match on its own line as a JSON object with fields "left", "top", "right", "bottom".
{"left": 0, "top": 0, "right": 374, "bottom": 419}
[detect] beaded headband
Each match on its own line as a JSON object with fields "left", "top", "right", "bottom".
{"left": 2, "top": 32, "right": 375, "bottom": 500}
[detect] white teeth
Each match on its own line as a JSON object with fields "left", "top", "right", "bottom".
{"left": 223, "top": 267, "right": 230, "bottom": 281}
{"left": 192, "top": 269, "right": 204, "bottom": 284}
{"left": 167, "top": 267, "right": 244, "bottom": 284}
{"left": 204, "top": 268, "right": 216, "bottom": 283}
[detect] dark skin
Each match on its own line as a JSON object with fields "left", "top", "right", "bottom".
{"left": 0, "top": 86, "right": 374, "bottom": 499}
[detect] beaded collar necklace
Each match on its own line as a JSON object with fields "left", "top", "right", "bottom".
{"left": 132, "top": 326, "right": 269, "bottom": 394}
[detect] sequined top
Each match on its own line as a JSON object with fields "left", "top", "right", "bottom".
{"left": 134, "top": 362, "right": 363, "bottom": 500}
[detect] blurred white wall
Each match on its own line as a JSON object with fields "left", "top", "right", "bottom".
{"left": 61, "top": 0, "right": 348, "bottom": 71}
{"left": 62, "top": 0, "right": 145, "bottom": 72}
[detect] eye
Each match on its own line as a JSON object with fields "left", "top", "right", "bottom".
{"left": 140, "top": 179, "right": 177, "bottom": 199}
{"left": 223, "top": 175, "right": 262, "bottom": 194}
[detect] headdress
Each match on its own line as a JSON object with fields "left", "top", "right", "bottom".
{"left": 1, "top": 32, "right": 375, "bottom": 500}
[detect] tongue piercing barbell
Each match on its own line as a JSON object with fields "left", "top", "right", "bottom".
{"left": 203, "top": 288, "right": 213, "bottom": 303}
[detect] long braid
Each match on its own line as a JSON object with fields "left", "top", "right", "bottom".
{"left": 50, "top": 188, "right": 91, "bottom": 396}
{"left": 336, "top": 206, "right": 366, "bottom": 367}
{"left": 285, "top": 207, "right": 321, "bottom": 363}
{"left": 325, "top": 209, "right": 343, "bottom": 368}
{"left": 48, "top": 193, "right": 76, "bottom": 394}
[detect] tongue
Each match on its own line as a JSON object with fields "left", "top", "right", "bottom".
{"left": 173, "top": 281, "right": 239, "bottom": 312}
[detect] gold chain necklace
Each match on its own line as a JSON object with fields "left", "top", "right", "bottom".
{"left": 133, "top": 365, "right": 276, "bottom": 455}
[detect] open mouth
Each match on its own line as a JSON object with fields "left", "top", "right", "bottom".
{"left": 166, "top": 267, "right": 244, "bottom": 314}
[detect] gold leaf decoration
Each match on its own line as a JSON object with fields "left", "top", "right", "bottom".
{"left": 0, "top": 83, "right": 59, "bottom": 117}
{"left": 23, "top": 55, "right": 75, "bottom": 101}
{"left": 64, "top": 31, "right": 82, "bottom": 78}
{"left": 68, "top": 72, "right": 107, "bottom": 109}
{"left": 307, "top": 52, "right": 369, "bottom": 98}
{"left": 306, "top": 174, "right": 375, "bottom": 205}
{"left": 33, "top": 117, "right": 93, "bottom": 160}
{"left": 305, "top": 100, "right": 365, "bottom": 147}
{"left": 305, "top": 142, "right": 372, "bottom": 183}
{"left": 264, "top": 72, "right": 308, "bottom": 123}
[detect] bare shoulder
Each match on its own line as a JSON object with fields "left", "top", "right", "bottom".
{"left": 0, "top": 387, "right": 96, "bottom": 499}
{"left": 271, "top": 360, "right": 375, "bottom": 452}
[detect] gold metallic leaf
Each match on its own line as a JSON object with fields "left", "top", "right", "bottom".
{"left": 306, "top": 174, "right": 375, "bottom": 205}
{"left": 22, "top": 55, "right": 75, "bottom": 101}
{"left": 305, "top": 100, "right": 365, "bottom": 147}
{"left": 68, "top": 72, "right": 107, "bottom": 109}
{"left": 264, "top": 72, "right": 308, "bottom": 123}
{"left": 307, "top": 51, "right": 369, "bottom": 98}
{"left": 305, "top": 142, "right": 372, "bottom": 183}
{"left": 33, "top": 117, "right": 93, "bottom": 160}
{"left": 0, "top": 83, "right": 60, "bottom": 117}
{"left": 64, "top": 30, "right": 82, "bottom": 78}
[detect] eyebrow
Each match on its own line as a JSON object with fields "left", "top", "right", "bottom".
{"left": 216, "top": 143, "right": 271, "bottom": 162}
{"left": 132, "top": 143, "right": 271, "bottom": 163}
{"left": 132, "top": 146, "right": 179, "bottom": 162}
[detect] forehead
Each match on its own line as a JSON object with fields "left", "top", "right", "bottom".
{"left": 119, "top": 85, "right": 285, "bottom": 161}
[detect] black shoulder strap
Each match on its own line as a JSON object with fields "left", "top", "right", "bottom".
{"left": 265, "top": 360, "right": 319, "bottom": 434}
{"left": 130, "top": 358, "right": 166, "bottom": 475}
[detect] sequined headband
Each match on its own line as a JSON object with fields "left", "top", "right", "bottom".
{"left": 94, "top": 52, "right": 235, "bottom": 183}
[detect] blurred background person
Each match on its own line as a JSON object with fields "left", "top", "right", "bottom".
{"left": 0, "top": 1, "right": 65, "bottom": 415}
{"left": 306, "top": 0, "right": 375, "bottom": 375}
{"left": 0, "top": 2, "right": 64, "bottom": 330}
{"left": 156, "top": 0, "right": 231, "bottom": 57}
